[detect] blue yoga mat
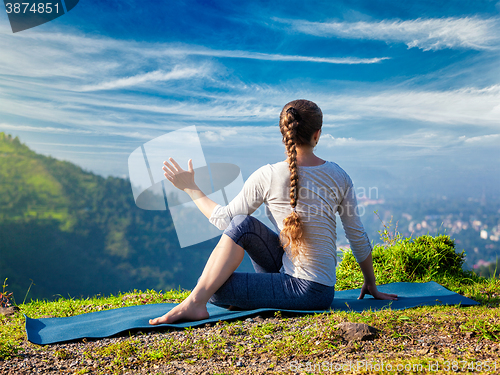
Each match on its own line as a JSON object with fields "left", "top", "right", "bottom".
{"left": 25, "top": 281, "right": 478, "bottom": 345}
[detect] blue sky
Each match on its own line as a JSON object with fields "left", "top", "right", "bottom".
{"left": 1, "top": 0, "right": 500, "bottom": 199}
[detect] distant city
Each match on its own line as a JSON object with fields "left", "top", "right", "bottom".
{"left": 337, "top": 194, "right": 500, "bottom": 272}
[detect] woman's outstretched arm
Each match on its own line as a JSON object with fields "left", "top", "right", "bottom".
{"left": 338, "top": 175, "right": 397, "bottom": 300}
{"left": 358, "top": 253, "right": 398, "bottom": 300}
{"left": 163, "top": 158, "right": 217, "bottom": 219}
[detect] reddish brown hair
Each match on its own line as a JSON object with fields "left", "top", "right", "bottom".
{"left": 279, "top": 99, "right": 323, "bottom": 258}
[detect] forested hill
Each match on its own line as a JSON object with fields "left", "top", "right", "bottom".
{"left": 0, "top": 132, "right": 216, "bottom": 301}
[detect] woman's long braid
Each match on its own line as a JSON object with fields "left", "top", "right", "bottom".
{"left": 280, "top": 107, "right": 304, "bottom": 258}
{"left": 285, "top": 115, "right": 299, "bottom": 210}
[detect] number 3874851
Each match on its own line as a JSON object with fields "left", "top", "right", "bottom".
{"left": 5, "top": 3, "right": 61, "bottom": 14}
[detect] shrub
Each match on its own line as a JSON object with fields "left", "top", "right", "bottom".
{"left": 336, "top": 234, "right": 479, "bottom": 291}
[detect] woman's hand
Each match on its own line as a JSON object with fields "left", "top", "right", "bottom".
{"left": 358, "top": 282, "right": 398, "bottom": 300}
{"left": 163, "top": 158, "right": 197, "bottom": 192}
{"left": 163, "top": 158, "right": 218, "bottom": 219}
{"left": 357, "top": 253, "right": 397, "bottom": 300}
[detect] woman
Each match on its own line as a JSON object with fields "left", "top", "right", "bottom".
{"left": 149, "top": 99, "right": 397, "bottom": 325}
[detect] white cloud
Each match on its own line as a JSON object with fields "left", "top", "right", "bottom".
{"left": 28, "top": 141, "right": 133, "bottom": 149}
{"left": 322, "top": 114, "right": 361, "bottom": 124}
{"left": 79, "top": 66, "right": 210, "bottom": 92}
{"left": 0, "top": 123, "right": 93, "bottom": 135}
{"left": 280, "top": 17, "right": 500, "bottom": 51}
{"left": 325, "top": 84, "right": 500, "bottom": 126}
{"left": 1, "top": 22, "right": 499, "bottom": 179}
{"left": 0, "top": 27, "right": 387, "bottom": 87}
{"left": 0, "top": 26, "right": 387, "bottom": 135}
{"left": 95, "top": 100, "right": 279, "bottom": 120}
{"left": 202, "top": 131, "right": 222, "bottom": 142}
{"left": 198, "top": 125, "right": 279, "bottom": 145}
{"left": 464, "top": 133, "right": 500, "bottom": 143}
{"left": 35, "top": 150, "right": 131, "bottom": 155}
{"left": 5, "top": 24, "right": 380, "bottom": 65}
{"left": 318, "top": 130, "right": 485, "bottom": 160}
{"left": 0, "top": 122, "right": 155, "bottom": 140}
{"left": 161, "top": 47, "right": 388, "bottom": 64}
{"left": 321, "top": 134, "right": 354, "bottom": 146}
{"left": 201, "top": 128, "right": 238, "bottom": 142}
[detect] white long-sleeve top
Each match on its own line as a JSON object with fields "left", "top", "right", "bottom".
{"left": 209, "top": 161, "right": 372, "bottom": 287}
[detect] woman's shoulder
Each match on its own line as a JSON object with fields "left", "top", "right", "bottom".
{"left": 253, "top": 161, "right": 288, "bottom": 175}
{"left": 270, "top": 160, "right": 289, "bottom": 170}
{"left": 323, "top": 160, "right": 348, "bottom": 175}
{"left": 244, "top": 162, "right": 286, "bottom": 195}
{"left": 300, "top": 160, "right": 353, "bottom": 186}
{"left": 250, "top": 161, "right": 285, "bottom": 174}
{"left": 297, "top": 159, "right": 344, "bottom": 172}
{"left": 246, "top": 162, "right": 283, "bottom": 183}
{"left": 326, "top": 161, "right": 353, "bottom": 182}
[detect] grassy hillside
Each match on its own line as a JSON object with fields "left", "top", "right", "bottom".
{"left": 0, "top": 133, "right": 70, "bottom": 224}
{"left": 0, "top": 132, "right": 219, "bottom": 301}
{"left": 1, "top": 235, "right": 499, "bottom": 374}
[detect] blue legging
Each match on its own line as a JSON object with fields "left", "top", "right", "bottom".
{"left": 208, "top": 215, "right": 335, "bottom": 310}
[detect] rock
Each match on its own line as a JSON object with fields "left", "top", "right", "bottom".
{"left": 343, "top": 342, "right": 357, "bottom": 353}
{"left": 334, "top": 322, "right": 379, "bottom": 341}
{"left": 0, "top": 306, "right": 20, "bottom": 317}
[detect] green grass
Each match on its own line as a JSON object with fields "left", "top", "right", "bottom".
{"left": 1, "top": 233, "right": 500, "bottom": 374}
{"left": 57, "top": 303, "right": 499, "bottom": 374}
{"left": 336, "top": 234, "right": 500, "bottom": 306}
{"left": 0, "top": 288, "right": 190, "bottom": 361}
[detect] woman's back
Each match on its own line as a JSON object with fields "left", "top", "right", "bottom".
{"left": 210, "top": 159, "right": 372, "bottom": 286}
{"left": 259, "top": 160, "right": 372, "bottom": 286}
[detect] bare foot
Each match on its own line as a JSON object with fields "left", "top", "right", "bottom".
{"left": 149, "top": 298, "right": 209, "bottom": 325}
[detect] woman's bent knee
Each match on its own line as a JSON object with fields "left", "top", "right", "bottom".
{"left": 224, "top": 215, "right": 254, "bottom": 231}
{"left": 223, "top": 215, "right": 258, "bottom": 240}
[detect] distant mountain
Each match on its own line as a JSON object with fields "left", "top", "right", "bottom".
{"left": 0, "top": 133, "right": 224, "bottom": 301}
